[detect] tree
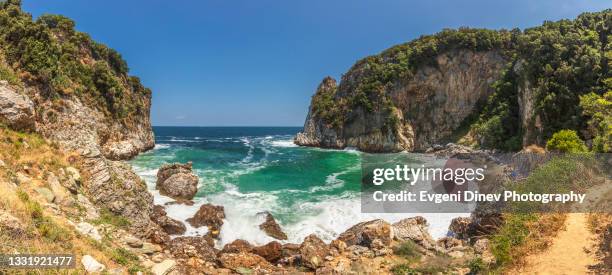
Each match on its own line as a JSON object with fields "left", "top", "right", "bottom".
{"left": 545, "top": 130, "right": 587, "bottom": 153}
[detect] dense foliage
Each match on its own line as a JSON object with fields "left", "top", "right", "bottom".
{"left": 311, "top": 9, "right": 611, "bottom": 151}
{"left": 545, "top": 129, "right": 588, "bottom": 152}
{"left": 474, "top": 10, "right": 610, "bottom": 150}
{"left": 579, "top": 91, "right": 612, "bottom": 152}
{"left": 0, "top": 0, "right": 150, "bottom": 120}
{"left": 311, "top": 28, "right": 513, "bottom": 129}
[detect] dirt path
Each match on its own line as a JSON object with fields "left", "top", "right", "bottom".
{"left": 514, "top": 213, "right": 597, "bottom": 275}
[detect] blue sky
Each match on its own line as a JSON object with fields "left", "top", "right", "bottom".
{"left": 24, "top": 0, "right": 610, "bottom": 126}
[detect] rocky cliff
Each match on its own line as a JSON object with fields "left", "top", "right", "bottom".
{"left": 297, "top": 49, "right": 507, "bottom": 152}
{"left": 0, "top": 1, "right": 155, "bottom": 236}
{"left": 297, "top": 10, "right": 611, "bottom": 152}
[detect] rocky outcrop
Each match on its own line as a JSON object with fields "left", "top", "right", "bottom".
{"left": 156, "top": 162, "right": 199, "bottom": 201}
{"left": 167, "top": 236, "right": 217, "bottom": 262}
{"left": 258, "top": 212, "right": 288, "bottom": 240}
{"left": 150, "top": 205, "right": 186, "bottom": 235}
{"left": 221, "top": 239, "right": 254, "bottom": 254}
{"left": 219, "top": 252, "right": 275, "bottom": 273}
{"left": 392, "top": 216, "right": 436, "bottom": 249}
{"left": 79, "top": 148, "right": 154, "bottom": 238}
{"left": 0, "top": 81, "right": 35, "bottom": 131}
{"left": 186, "top": 203, "right": 225, "bottom": 238}
{"left": 299, "top": 234, "right": 330, "bottom": 269}
{"left": 337, "top": 219, "right": 393, "bottom": 248}
{"left": 252, "top": 241, "right": 283, "bottom": 263}
{"left": 296, "top": 50, "right": 506, "bottom": 152}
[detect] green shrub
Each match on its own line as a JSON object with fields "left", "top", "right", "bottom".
{"left": 390, "top": 264, "right": 418, "bottom": 275}
{"left": 393, "top": 240, "right": 422, "bottom": 261}
{"left": 545, "top": 130, "right": 587, "bottom": 153}
{"left": 467, "top": 257, "right": 488, "bottom": 274}
{"left": 110, "top": 247, "right": 139, "bottom": 265}
{"left": 580, "top": 91, "right": 612, "bottom": 152}
{"left": 92, "top": 208, "right": 130, "bottom": 228}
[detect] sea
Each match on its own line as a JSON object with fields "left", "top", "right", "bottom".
{"left": 130, "top": 126, "right": 468, "bottom": 246}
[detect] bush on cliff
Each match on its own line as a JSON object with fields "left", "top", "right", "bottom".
{"left": 580, "top": 91, "right": 612, "bottom": 152}
{"left": 545, "top": 129, "right": 587, "bottom": 153}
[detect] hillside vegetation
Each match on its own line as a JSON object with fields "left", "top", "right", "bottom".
{"left": 0, "top": 0, "right": 150, "bottom": 121}
{"left": 310, "top": 9, "right": 611, "bottom": 152}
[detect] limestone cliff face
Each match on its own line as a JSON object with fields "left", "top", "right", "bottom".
{"left": 296, "top": 50, "right": 506, "bottom": 152}
{"left": 0, "top": 2, "right": 156, "bottom": 236}
{"left": 32, "top": 87, "right": 154, "bottom": 161}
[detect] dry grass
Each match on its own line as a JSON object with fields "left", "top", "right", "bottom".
{"left": 0, "top": 127, "right": 142, "bottom": 274}
{"left": 587, "top": 188, "right": 612, "bottom": 273}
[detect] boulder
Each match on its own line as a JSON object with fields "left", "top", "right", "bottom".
{"left": 47, "top": 173, "right": 68, "bottom": 204}
{"left": 221, "top": 239, "right": 254, "bottom": 254}
{"left": 123, "top": 236, "right": 143, "bottom": 248}
{"left": 258, "top": 211, "right": 287, "bottom": 240}
{"left": 75, "top": 222, "right": 102, "bottom": 241}
{"left": 337, "top": 219, "right": 392, "bottom": 248}
{"left": 138, "top": 242, "right": 162, "bottom": 255}
{"left": 156, "top": 162, "right": 199, "bottom": 200}
{"left": 448, "top": 217, "right": 473, "bottom": 240}
{"left": 0, "top": 82, "right": 35, "bottom": 131}
{"left": 437, "top": 237, "right": 463, "bottom": 250}
{"left": 252, "top": 241, "right": 282, "bottom": 263}
{"left": 35, "top": 187, "right": 55, "bottom": 203}
{"left": 0, "top": 210, "right": 26, "bottom": 237}
{"left": 392, "top": 216, "right": 435, "bottom": 249}
{"left": 151, "top": 259, "right": 176, "bottom": 275}
{"left": 186, "top": 203, "right": 225, "bottom": 238}
{"left": 167, "top": 236, "right": 217, "bottom": 262}
{"left": 150, "top": 205, "right": 186, "bottom": 235}
{"left": 219, "top": 252, "right": 274, "bottom": 273}
{"left": 81, "top": 255, "right": 105, "bottom": 273}
{"left": 299, "top": 234, "right": 329, "bottom": 269}
{"left": 148, "top": 225, "right": 170, "bottom": 245}
{"left": 281, "top": 243, "right": 301, "bottom": 257}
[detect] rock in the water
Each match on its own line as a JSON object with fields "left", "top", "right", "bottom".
{"left": 167, "top": 236, "right": 217, "bottom": 262}
{"left": 150, "top": 205, "right": 186, "bottom": 235}
{"left": 392, "top": 216, "right": 435, "bottom": 249}
{"left": 258, "top": 212, "right": 287, "bottom": 240}
{"left": 0, "top": 82, "right": 35, "bottom": 131}
{"left": 219, "top": 252, "right": 274, "bottom": 273}
{"left": 156, "top": 162, "right": 199, "bottom": 200}
{"left": 81, "top": 255, "right": 105, "bottom": 273}
{"left": 299, "top": 234, "right": 330, "bottom": 269}
{"left": 75, "top": 222, "right": 102, "bottom": 241}
{"left": 186, "top": 203, "right": 225, "bottom": 238}
{"left": 337, "top": 219, "right": 392, "bottom": 248}
{"left": 252, "top": 241, "right": 282, "bottom": 263}
{"left": 221, "top": 239, "right": 254, "bottom": 254}
{"left": 151, "top": 259, "right": 176, "bottom": 275}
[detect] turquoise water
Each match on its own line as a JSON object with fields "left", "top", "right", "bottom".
{"left": 131, "top": 127, "right": 465, "bottom": 245}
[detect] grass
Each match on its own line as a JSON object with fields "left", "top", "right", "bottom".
{"left": 487, "top": 153, "right": 606, "bottom": 271}
{"left": 0, "top": 128, "right": 144, "bottom": 274}
{"left": 393, "top": 240, "right": 422, "bottom": 262}
{"left": 92, "top": 208, "right": 131, "bottom": 228}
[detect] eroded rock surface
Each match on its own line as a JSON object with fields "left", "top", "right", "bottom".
{"left": 0, "top": 81, "right": 35, "bottom": 131}
{"left": 186, "top": 203, "right": 225, "bottom": 238}
{"left": 258, "top": 211, "right": 287, "bottom": 240}
{"left": 156, "top": 162, "right": 199, "bottom": 200}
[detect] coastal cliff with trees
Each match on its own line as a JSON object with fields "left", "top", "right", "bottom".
{"left": 296, "top": 9, "right": 611, "bottom": 153}
{"left": 0, "top": 1, "right": 609, "bottom": 274}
